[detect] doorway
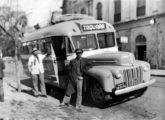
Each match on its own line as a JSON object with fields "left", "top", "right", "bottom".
{"left": 135, "top": 35, "right": 146, "bottom": 61}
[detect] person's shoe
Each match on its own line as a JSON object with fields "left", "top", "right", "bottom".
{"left": 40, "top": 95, "right": 47, "bottom": 98}
{"left": 60, "top": 102, "right": 72, "bottom": 108}
{"left": 34, "top": 95, "right": 39, "bottom": 98}
{"left": 34, "top": 92, "right": 39, "bottom": 98}
{"left": 75, "top": 106, "right": 86, "bottom": 112}
{"left": 75, "top": 106, "right": 83, "bottom": 112}
{"left": 75, "top": 106, "right": 81, "bottom": 110}
{"left": 59, "top": 102, "right": 66, "bottom": 107}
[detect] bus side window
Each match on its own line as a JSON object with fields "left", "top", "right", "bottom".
{"left": 22, "top": 46, "right": 29, "bottom": 54}
{"left": 97, "top": 33, "right": 105, "bottom": 48}
{"left": 97, "top": 33, "right": 115, "bottom": 48}
{"left": 43, "top": 42, "right": 51, "bottom": 54}
{"left": 27, "top": 45, "right": 33, "bottom": 54}
{"left": 38, "top": 40, "right": 45, "bottom": 53}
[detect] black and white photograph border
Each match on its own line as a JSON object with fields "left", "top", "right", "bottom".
{"left": 0, "top": 0, "right": 165, "bottom": 120}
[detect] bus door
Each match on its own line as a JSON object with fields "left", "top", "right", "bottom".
{"left": 39, "top": 40, "right": 59, "bottom": 86}
{"left": 51, "top": 36, "right": 69, "bottom": 88}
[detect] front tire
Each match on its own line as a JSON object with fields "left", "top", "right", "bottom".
{"left": 90, "top": 80, "right": 109, "bottom": 106}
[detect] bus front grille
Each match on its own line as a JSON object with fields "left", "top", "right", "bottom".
{"left": 123, "top": 66, "right": 143, "bottom": 87}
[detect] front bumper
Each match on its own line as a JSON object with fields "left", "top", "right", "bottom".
{"left": 115, "top": 79, "right": 156, "bottom": 95}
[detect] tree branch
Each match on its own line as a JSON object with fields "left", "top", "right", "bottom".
{"left": 0, "top": 24, "right": 15, "bottom": 41}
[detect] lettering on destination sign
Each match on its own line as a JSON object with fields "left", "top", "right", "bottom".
{"left": 81, "top": 23, "right": 106, "bottom": 31}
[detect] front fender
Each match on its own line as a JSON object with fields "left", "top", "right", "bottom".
{"left": 87, "top": 66, "right": 115, "bottom": 92}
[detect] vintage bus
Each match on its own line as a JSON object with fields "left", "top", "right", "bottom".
{"left": 21, "top": 14, "right": 156, "bottom": 106}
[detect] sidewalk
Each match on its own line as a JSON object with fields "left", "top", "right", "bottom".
{"left": 151, "top": 69, "right": 165, "bottom": 77}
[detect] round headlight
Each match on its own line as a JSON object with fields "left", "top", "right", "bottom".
{"left": 143, "top": 64, "right": 150, "bottom": 72}
{"left": 143, "top": 66, "right": 148, "bottom": 72}
{"left": 115, "top": 70, "right": 122, "bottom": 79}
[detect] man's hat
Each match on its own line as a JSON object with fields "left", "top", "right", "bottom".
{"left": 75, "top": 49, "right": 83, "bottom": 54}
{"left": 32, "top": 47, "right": 40, "bottom": 54}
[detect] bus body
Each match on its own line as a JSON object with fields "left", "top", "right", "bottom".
{"left": 21, "top": 14, "right": 155, "bottom": 105}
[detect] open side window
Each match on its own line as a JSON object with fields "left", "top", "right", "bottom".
{"left": 51, "top": 36, "right": 66, "bottom": 61}
{"left": 65, "top": 37, "right": 74, "bottom": 54}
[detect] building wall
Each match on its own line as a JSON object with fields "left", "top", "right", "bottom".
{"left": 62, "top": 0, "right": 165, "bottom": 68}
{"left": 146, "top": 0, "right": 163, "bottom": 15}
{"left": 115, "top": 13, "right": 165, "bottom": 68}
{"left": 112, "top": 0, "right": 165, "bottom": 24}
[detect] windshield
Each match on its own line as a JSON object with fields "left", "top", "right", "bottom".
{"left": 72, "top": 34, "right": 97, "bottom": 50}
{"left": 97, "top": 32, "right": 115, "bottom": 48}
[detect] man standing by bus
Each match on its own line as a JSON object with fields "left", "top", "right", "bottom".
{"left": 61, "top": 49, "right": 93, "bottom": 110}
{"left": 28, "top": 47, "right": 48, "bottom": 98}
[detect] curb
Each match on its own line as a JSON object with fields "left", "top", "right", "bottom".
{"left": 151, "top": 74, "right": 165, "bottom": 77}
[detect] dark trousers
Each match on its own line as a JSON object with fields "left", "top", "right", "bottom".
{"left": 32, "top": 73, "right": 47, "bottom": 96}
{"left": 63, "top": 77, "right": 83, "bottom": 107}
{"left": 0, "top": 79, "right": 4, "bottom": 102}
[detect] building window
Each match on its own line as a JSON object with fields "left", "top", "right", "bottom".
{"left": 137, "top": 0, "right": 146, "bottom": 17}
{"left": 114, "top": 0, "right": 121, "bottom": 22}
{"left": 81, "top": 8, "right": 86, "bottom": 14}
{"left": 96, "top": 2, "right": 102, "bottom": 20}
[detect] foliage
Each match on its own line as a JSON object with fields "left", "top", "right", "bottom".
{"left": 0, "top": 6, "right": 28, "bottom": 57}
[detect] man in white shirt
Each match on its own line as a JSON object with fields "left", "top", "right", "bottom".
{"left": 28, "top": 48, "right": 48, "bottom": 97}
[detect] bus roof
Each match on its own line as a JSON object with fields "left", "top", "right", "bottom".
{"left": 23, "top": 19, "right": 115, "bottom": 42}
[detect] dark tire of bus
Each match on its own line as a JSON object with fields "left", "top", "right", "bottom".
{"left": 89, "top": 79, "right": 112, "bottom": 108}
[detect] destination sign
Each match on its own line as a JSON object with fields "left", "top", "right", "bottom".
{"left": 81, "top": 23, "right": 106, "bottom": 31}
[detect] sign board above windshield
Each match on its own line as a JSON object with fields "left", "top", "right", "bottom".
{"left": 81, "top": 23, "right": 106, "bottom": 32}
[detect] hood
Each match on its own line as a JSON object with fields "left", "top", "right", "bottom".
{"left": 87, "top": 51, "right": 135, "bottom": 66}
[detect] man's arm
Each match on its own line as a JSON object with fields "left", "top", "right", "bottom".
{"left": 83, "top": 58, "right": 93, "bottom": 73}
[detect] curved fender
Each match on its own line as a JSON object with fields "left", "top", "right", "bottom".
{"left": 87, "top": 66, "right": 115, "bottom": 92}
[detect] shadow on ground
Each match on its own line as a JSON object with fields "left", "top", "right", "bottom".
{"left": 20, "top": 78, "right": 132, "bottom": 109}
{"left": 20, "top": 78, "right": 66, "bottom": 100}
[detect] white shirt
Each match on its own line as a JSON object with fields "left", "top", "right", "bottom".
{"left": 28, "top": 54, "right": 46, "bottom": 74}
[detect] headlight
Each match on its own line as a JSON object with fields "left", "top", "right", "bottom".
{"left": 143, "top": 64, "right": 150, "bottom": 72}
{"left": 115, "top": 70, "right": 122, "bottom": 79}
{"left": 143, "top": 66, "right": 148, "bottom": 72}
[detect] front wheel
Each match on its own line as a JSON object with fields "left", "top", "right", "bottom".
{"left": 90, "top": 80, "right": 111, "bottom": 106}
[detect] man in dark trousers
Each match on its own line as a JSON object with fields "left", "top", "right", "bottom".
{"left": 0, "top": 53, "right": 5, "bottom": 102}
{"left": 61, "top": 49, "right": 93, "bottom": 110}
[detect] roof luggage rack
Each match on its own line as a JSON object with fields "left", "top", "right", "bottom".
{"left": 52, "top": 14, "right": 95, "bottom": 24}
